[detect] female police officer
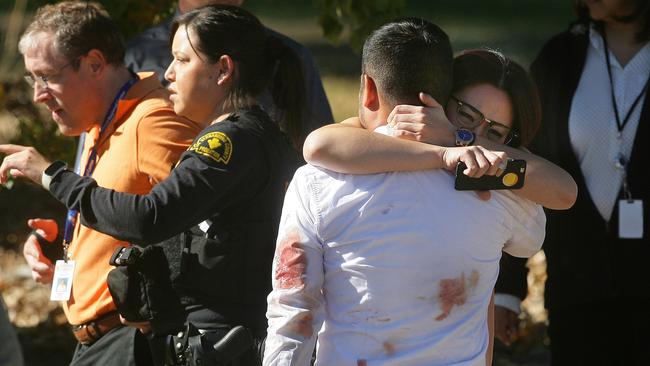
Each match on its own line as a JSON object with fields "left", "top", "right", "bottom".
{"left": 1, "top": 5, "right": 304, "bottom": 365}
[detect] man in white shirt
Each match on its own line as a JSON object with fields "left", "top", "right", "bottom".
{"left": 263, "top": 18, "right": 546, "bottom": 366}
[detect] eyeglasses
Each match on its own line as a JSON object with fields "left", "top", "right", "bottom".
{"left": 24, "top": 58, "right": 77, "bottom": 90}
{"left": 449, "top": 95, "right": 518, "bottom": 145}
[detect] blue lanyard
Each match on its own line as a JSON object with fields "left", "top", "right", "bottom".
{"left": 62, "top": 77, "right": 138, "bottom": 259}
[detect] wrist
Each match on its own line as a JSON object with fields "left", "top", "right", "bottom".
{"left": 41, "top": 161, "right": 68, "bottom": 191}
{"left": 433, "top": 145, "right": 453, "bottom": 171}
{"left": 454, "top": 128, "right": 475, "bottom": 147}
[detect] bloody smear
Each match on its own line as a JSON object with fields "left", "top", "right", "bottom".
{"left": 274, "top": 231, "right": 307, "bottom": 289}
{"left": 287, "top": 312, "right": 314, "bottom": 337}
{"left": 357, "top": 360, "right": 368, "bottom": 366}
{"left": 383, "top": 341, "right": 396, "bottom": 356}
{"left": 435, "top": 270, "right": 479, "bottom": 321}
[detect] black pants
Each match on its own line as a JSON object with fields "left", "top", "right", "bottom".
{"left": 70, "top": 325, "right": 154, "bottom": 366}
{"left": 548, "top": 298, "right": 650, "bottom": 366}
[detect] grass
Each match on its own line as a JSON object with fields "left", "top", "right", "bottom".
{"left": 254, "top": 0, "right": 574, "bottom": 125}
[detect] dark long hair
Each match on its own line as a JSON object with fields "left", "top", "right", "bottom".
{"left": 452, "top": 49, "right": 541, "bottom": 148}
{"left": 574, "top": 0, "right": 650, "bottom": 42}
{"left": 171, "top": 5, "right": 306, "bottom": 148}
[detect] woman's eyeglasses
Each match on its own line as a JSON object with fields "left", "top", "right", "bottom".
{"left": 449, "top": 95, "right": 518, "bottom": 145}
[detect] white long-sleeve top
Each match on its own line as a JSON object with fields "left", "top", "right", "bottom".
{"left": 264, "top": 164, "right": 545, "bottom": 366}
{"left": 569, "top": 25, "right": 650, "bottom": 221}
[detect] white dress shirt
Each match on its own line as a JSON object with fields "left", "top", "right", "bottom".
{"left": 569, "top": 26, "right": 650, "bottom": 221}
{"left": 264, "top": 157, "right": 545, "bottom": 366}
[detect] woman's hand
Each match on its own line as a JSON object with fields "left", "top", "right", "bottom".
{"left": 387, "top": 93, "right": 455, "bottom": 146}
{"left": 441, "top": 145, "right": 508, "bottom": 178}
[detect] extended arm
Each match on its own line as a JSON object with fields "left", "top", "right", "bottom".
{"left": 0, "top": 126, "right": 263, "bottom": 245}
{"left": 304, "top": 97, "right": 577, "bottom": 209}
{"left": 304, "top": 118, "right": 510, "bottom": 180}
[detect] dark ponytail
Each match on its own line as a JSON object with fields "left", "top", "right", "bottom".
{"left": 171, "top": 5, "right": 306, "bottom": 149}
{"left": 265, "top": 35, "right": 306, "bottom": 149}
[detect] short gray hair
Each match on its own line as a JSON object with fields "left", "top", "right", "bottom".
{"left": 19, "top": 1, "right": 125, "bottom": 68}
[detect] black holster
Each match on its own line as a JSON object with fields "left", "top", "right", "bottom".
{"left": 107, "top": 245, "right": 185, "bottom": 333}
{"left": 164, "top": 323, "right": 259, "bottom": 366}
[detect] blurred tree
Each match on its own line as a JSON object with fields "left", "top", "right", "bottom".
{"left": 316, "top": 0, "right": 406, "bottom": 52}
{"left": 25, "top": 0, "right": 176, "bottom": 39}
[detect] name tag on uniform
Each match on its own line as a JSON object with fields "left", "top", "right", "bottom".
{"left": 618, "top": 199, "right": 643, "bottom": 239}
{"left": 50, "top": 260, "right": 75, "bottom": 301}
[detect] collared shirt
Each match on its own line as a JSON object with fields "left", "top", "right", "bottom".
{"left": 569, "top": 26, "right": 650, "bottom": 221}
{"left": 264, "top": 159, "right": 545, "bottom": 365}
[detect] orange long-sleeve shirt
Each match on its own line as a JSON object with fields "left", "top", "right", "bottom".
{"left": 63, "top": 72, "right": 202, "bottom": 325}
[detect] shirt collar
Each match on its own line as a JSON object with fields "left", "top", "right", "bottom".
{"left": 588, "top": 24, "right": 608, "bottom": 60}
{"left": 588, "top": 23, "right": 650, "bottom": 70}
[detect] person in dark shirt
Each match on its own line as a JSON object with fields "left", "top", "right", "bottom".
{"left": 125, "top": 0, "right": 334, "bottom": 146}
{"left": 529, "top": 1, "right": 650, "bottom": 364}
{"left": 0, "top": 5, "right": 304, "bottom": 365}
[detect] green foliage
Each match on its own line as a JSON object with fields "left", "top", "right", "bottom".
{"left": 0, "top": 81, "right": 76, "bottom": 164}
{"left": 316, "top": 0, "right": 406, "bottom": 52}
{"left": 104, "top": 0, "right": 176, "bottom": 39}
{"left": 27, "top": 0, "right": 176, "bottom": 39}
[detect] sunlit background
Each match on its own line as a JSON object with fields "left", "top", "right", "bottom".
{"left": 0, "top": 1, "right": 574, "bottom": 365}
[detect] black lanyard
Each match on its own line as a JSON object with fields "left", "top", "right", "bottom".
{"left": 602, "top": 32, "right": 650, "bottom": 135}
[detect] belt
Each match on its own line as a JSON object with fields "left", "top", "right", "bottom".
{"left": 71, "top": 312, "right": 123, "bottom": 345}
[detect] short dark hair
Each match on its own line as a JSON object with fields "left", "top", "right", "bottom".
{"left": 452, "top": 49, "right": 541, "bottom": 148}
{"left": 362, "top": 17, "right": 453, "bottom": 107}
{"left": 19, "top": 1, "right": 125, "bottom": 68}
{"left": 574, "top": 0, "right": 650, "bottom": 41}
{"left": 171, "top": 5, "right": 306, "bottom": 148}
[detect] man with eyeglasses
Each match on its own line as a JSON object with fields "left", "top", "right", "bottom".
{"left": 0, "top": 2, "right": 201, "bottom": 365}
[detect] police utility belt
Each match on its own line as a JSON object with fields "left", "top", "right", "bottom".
{"left": 106, "top": 221, "right": 262, "bottom": 366}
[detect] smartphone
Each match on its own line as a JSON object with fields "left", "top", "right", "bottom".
{"left": 454, "top": 159, "right": 526, "bottom": 191}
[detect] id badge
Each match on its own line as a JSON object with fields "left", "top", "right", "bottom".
{"left": 618, "top": 199, "right": 643, "bottom": 239}
{"left": 50, "top": 260, "right": 76, "bottom": 301}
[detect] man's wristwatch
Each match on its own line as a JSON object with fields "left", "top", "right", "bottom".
{"left": 454, "top": 128, "right": 475, "bottom": 147}
{"left": 41, "top": 160, "right": 68, "bottom": 190}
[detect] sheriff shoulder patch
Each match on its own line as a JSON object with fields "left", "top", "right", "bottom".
{"left": 189, "top": 131, "right": 233, "bottom": 165}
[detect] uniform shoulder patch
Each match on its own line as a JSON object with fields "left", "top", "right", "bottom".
{"left": 188, "top": 131, "right": 233, "bottom": 165}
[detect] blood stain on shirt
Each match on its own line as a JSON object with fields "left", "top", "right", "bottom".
{"left": 286, "top": 311, "right": 314, "bottom": 338}
{"left": 357, "top": 359, "right": 368, "bottom": 366}
{"left": 435, "top": 270, "right": 479, "bottom": 321}
{"left": 383, "top": 341, "right": 396, "bottom": 356}
{"left": 274, "top": 230, "right": 307, "bottom": 289}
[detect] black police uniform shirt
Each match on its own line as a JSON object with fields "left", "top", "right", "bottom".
{"left": 47, "top": 106, "right": 297, "bottom": 330}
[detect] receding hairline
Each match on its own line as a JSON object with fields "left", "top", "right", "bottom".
{"left": 18, "top": 31, "right": 70, "bottom": 67}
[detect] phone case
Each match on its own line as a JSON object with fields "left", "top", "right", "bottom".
{"left": 454, "top": 159, "right": 526, "bottom": 191}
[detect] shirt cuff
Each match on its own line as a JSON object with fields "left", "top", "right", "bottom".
{"left": 494, "top": 293, "right": 521, "bottom": 314}
{"left": 41, "top": 160, "right": 68, "bottom": 191}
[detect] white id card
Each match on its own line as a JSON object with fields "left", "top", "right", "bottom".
{"left": 50, "top": 260, "right": 75, "bottom": 301}
{"left": 618, "top": 199, "right": 643, "bottom": 239}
